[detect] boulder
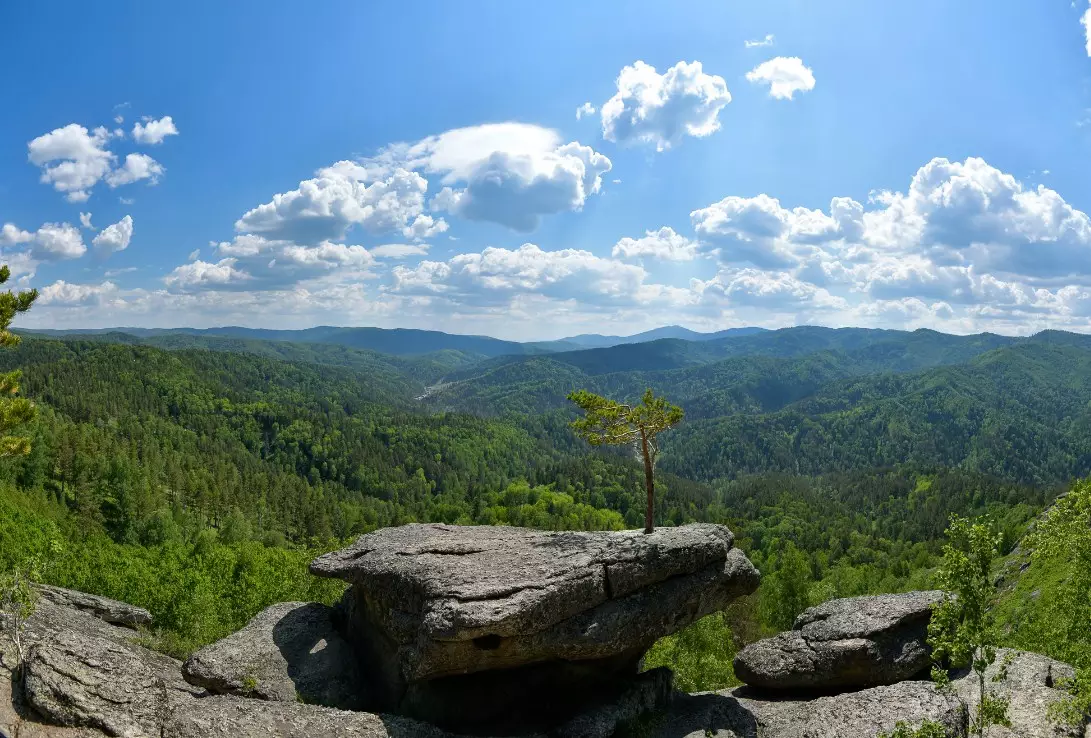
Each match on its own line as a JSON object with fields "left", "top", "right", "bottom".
{"left": 650, "top": 680, "right": 967, "bottom": 738}
{"left": 2, "top": 597, "right": 156, "bottom": 738}
{"left": 34, "top": 586, "right": 152, "bottom": 630}
{"left": 733, "top": 591, "right": 943, "bottom": 691}
{"left": 310, "top": 523, "right": 760, "bottom": 686}
{"left": 182, "top": 602, "right": 369, "bottom": 710}
{"left": 21, "top": 628, "right": 203, "bottom": 737}
{"left": 163, "top": 696, "right": 454, "bottom": 738}
{"left": 951, "top": 648, "right": 1089, "bottom": 737}
{"left": 311, "top": 523, "right": 757, "bottom": 733}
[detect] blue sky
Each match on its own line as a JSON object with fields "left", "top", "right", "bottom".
{"left": 3, "top": 0, "right": 1091, "bottom": 340}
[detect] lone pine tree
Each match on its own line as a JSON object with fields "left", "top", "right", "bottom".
{"left": 567, "top": 388, "right": 683, "bottom": 534}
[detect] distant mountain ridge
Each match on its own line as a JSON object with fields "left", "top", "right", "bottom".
{"left": 561, "top": 325, "right": 768, "bottom": 348}
{"left": 23, "top": 325, "right": 580, "bottom": 358}
{"left": 23, "top": 324, "right": 769, "bottom": 357}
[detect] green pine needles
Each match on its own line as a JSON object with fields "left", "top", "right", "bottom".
{"left": 0, "top": 264, "right": 37, "bottom": 458}
{"left": 567, "top": 388, "right": 683, "bottom": 534}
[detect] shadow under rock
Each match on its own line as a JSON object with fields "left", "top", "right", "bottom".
{"left": 270, "top": 602, "right": 373, "bottom": 712}
{"left": 634, "top": 691, "right": 759, "bottom": 738}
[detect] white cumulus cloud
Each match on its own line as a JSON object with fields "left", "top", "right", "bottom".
{"left": 39, "top": 280, "right": 119, "bottom": 306}
{"left": 164, "top": 258, "right": 251, "bottom": 291}
{"left": 2, "top": 222, "right": 87, "bottom": 263}
{"left": 132, "top": 116, "right": 179, "bottom": 145}
{"left": 105, "top": 153, "right": 164, "bottom": 187}
{"left": 601, "top": 60, "right": 732, "bottom": 151}
{"left": 413, "top": 125, "right": 612, "bottom": 232}
{"left": 576, "top": 102, "right": 597, "bottom": 120}
{"left": 389, "top": 243, "right": 681, "bottom": 307}
{"left": 92, "top": 215, "right": 134, "bottom": 256}
{"left": 612, "top": 226, "right": 701, "bottom": 261}
{"left": 27, "top": 124, "right": 115, "bottom": 202}
{"left": 1083, "top": 4, "right": 1091, "bottom": 56}
{"left": 691, "top": 193, "right": 861, "bottom": 268}
{"left": 235, "top": 163, "right": 434, "bottom": 244}
{"left": 746, "top": 57, "right": 816, "bottom": 100}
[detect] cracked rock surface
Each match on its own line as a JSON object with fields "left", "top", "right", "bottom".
{"left": 733, "top": 591, "right": 943, "bottom": 690}
{"left": 310, "top": 523, "right": 760, "bottom": 685}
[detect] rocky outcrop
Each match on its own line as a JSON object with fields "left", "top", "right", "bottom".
{"left": 651, "top": 680, "right": 967, "bottom": 738}
{"left": 22, "top": 628, "right": 203, "bottom": 737}
{"left": 182, "top": 602, "right": 369, "bottom": 710}
{"left": 311, "top": 523, "right": 758, "bottom": 680}
{"left": 733, "top": 591, "right": 942, "bottom": 690}
{"left": 5, "top": 556, "right": 1086, "bottom": 738}
{"left": 33, "top": 586, "right": 152, "bottom": 630}
{"left": 951, "top": 649, "right": 1085, "bottom": 738}
{"left": 310, "top": 523, "right": 759, "bottom": 731}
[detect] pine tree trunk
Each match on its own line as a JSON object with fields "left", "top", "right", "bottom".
{"left": 640, "top": 428, "right": 654, "bottom": 534}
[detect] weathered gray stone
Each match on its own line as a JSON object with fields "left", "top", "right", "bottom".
{"left": 34, "top": 586, "right": 152, "bottom": 630}
{"left": 21, "top": 628, "right": 202, "bottom": 737}
{"left": 2, "top": 598, "right": 152, "bottom": 738}
{"left": 311, "top": 523, "right": 759, "bottom": 687}
{"left": 182, "top": 602, "right": 369, "bottom": 710}
{"left": 650, "top": 681, "right": 967, "bottom": 738}
{"left": 951, "top": 648, "right": 1089, "bottom": 737}
{"left": 163, "top": 696, "right": 455, "bottom": 738}
{"left": 733, "top": 591, "right": 943, "bottom": 690}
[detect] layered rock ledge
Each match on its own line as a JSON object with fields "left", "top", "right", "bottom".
{"left": 310, "top": 523, "right": 760, "bottom": 731}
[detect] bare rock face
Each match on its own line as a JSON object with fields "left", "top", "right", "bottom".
{"left": 651, "top": 680, "right": 967, "bottom": 738}
{"left": 34, "top": 586, "right": 153, "bottom": 630}
{"left": 182, "top": 602, "right": 370, "bottom": 711}
{"left": 310, "top": 523, "right": 758, "bottom": 733}
{"left": 951, "top": 649, "right": 1088, "bottom": 738}
{"left": 733, "top": 591, "right": 943, "bottom": 691}
{"left": 21, "top": 628, "right": 203, "bottom": 737}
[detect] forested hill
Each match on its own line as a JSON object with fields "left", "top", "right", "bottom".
{"left": 23, "top": 325, "right": 578, "bottom": 357}
{"left": 3, "top": 325, "right": 1088, "bottom": 654}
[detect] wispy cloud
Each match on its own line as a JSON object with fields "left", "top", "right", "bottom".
{"left": 744, "top": 34, "right": 775, "bottom": 48}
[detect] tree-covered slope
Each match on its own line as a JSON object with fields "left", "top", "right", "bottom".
{"left": 424, "top": 328, "right": 1023, "bottom": 418}
{"left": 663, "top": 342, "right": 1091, "bottom": 485}
{"left": 26, "top": 330, "right": 481, "bottom": 386}
{"left": 26, "top": 325, "right": 577, "bottom": 357}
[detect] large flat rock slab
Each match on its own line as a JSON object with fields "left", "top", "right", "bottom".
{"left": 311, "top": 523, "right": 759, "bottom": 685}
{"left": 182, "top": 602, "right": 369, "bottom": 710}
{"left": 733, "top": 591, "right": 942, "bottom": 691}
